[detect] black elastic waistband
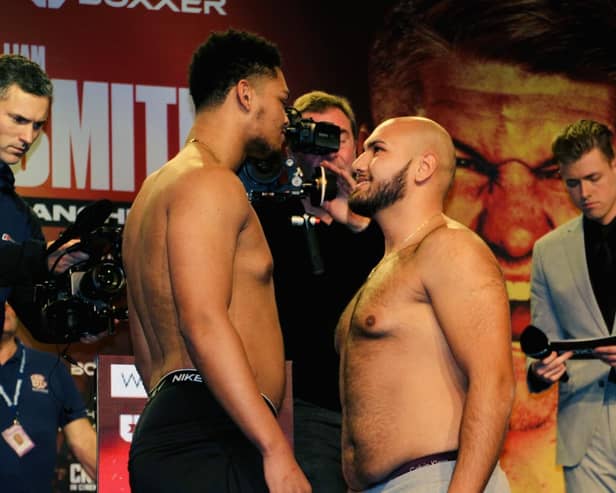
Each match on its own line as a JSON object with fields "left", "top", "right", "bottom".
{"left": 149, "top": 369, "right": 203, "bottom": 398}
{"left": 148, "top": 368, "right": 278, "bottom": 416}
{"left": 375, "top": 450, "right": 458, "bottom": 486}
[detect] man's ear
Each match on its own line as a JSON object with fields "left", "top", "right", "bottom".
{"left": 415, "top": 153, "right": 438, "bottom": 183}
{"left": 356, "top": 123, "right": 372, "bottom": 157}
{"left": 235, "top": 79, "right": 252, "bottom": 112}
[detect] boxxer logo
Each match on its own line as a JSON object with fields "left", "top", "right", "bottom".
{"left": 31, "top": 0, "right": 66, "bottom": 8}
{"left": 33, "top": 0, "right": 227, "bottom": 14}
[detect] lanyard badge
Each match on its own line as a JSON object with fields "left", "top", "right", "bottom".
{"left": 2, "top": 422, "right": 35, "bottom": 456}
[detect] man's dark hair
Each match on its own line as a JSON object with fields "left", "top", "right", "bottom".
{"left": 369, "top": 0, "right": 616, "bottom": 123}
{"left": 188, "top": 29, "right": 282, "bottom": 112}
{"left": 0, "top": 54, "right": 53, "bottom": 100}
{"left": 552, "top": 120, "right": 615, "bottom": 166}
{"left": 293, "top": 90, "right": 358, "bottom": 140}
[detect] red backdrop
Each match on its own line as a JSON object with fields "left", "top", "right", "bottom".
{"left": 3, "top": 1, "right": 582, "bottom": 491}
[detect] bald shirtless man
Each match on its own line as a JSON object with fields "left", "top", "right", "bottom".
{"left": 336, "top": 117, "right": 515, "bottom": 492}
{"left": 122, "top": 30, "right": 310, "bottom": 493}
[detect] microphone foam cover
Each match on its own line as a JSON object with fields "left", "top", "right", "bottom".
{"left": 520, "top": 324, "right": 550, "bottom": 359}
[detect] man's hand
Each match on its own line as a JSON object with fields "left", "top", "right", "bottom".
{"left": 530, "top": 350, "right": 574, "bottom": 383}
{"left": 304, "top": 161, "right": 370, "bottom": 232}
{"left": 593, "top": 345, "right": 616, "bottom": 367}
{"left": 263, "top": 440, "right": 311, "bottom": 493}
{"left": 46, "top": 239, "right": 89, "bottom": 274}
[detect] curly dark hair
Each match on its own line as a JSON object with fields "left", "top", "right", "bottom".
{"left": 188, "top": 29, "right": 282, "bottom": 112}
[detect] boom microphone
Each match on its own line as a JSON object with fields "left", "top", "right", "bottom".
{"left": 46, "top": 199, "right": 113, "bottom": 255}
{"left": 520, "top": 324, "right": 569, "bottom": 382}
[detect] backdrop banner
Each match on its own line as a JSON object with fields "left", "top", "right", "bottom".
{"left": 7, "top": 1, "right": 607, "bottom": 491}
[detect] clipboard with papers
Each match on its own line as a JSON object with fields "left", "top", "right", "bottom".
{"left": 551, "top": 335, "right": 616, "bottom": 359}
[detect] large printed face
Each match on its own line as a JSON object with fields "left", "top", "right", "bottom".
{"left": 0, "top": 84, "right": 49, "bottom": 165}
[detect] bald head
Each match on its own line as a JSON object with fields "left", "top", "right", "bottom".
{"left": 350, "top": 116, "right": 456, "bottom": 217}
{"left": 383, "top": 116, "right": 454, "bottom": 163}
{"left": 369, "top": 116, "right": 456, "bottom": 191}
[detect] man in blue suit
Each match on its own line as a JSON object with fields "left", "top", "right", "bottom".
{"left": 528, "top": 119, "right": 616, "bottom": 492}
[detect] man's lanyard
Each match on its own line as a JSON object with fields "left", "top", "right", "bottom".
{"left": 0, "top": 347, "right": 26, "bottom": 420}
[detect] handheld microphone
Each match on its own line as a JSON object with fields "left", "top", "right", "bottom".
{"left": 520, "top": 324, "right": 569, "bottom": 382}
{"left": 520, "top": 324, "right": 551, "bottom": 359}
{"left": 46, "top": 199, "right": 113, "bottom": 255}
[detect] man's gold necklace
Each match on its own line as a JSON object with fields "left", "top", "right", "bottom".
{"left": 189, "top": 137, "right": 220, "bottom": 162}
{"left": 368, "top": 212, "right": 442, "bottom": 278}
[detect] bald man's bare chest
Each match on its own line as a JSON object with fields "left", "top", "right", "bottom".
{"left": 343, "top": 253, "right": 430, "bottom": 342}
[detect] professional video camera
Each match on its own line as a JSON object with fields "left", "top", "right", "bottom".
{"left": 239, "top": 107, "right": 340, "bottom": 205}
{"left": 29, "top": 199, "right": 128, "bottom": 343}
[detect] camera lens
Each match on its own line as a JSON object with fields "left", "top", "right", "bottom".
{"left": 79, "top": 262, "right": 126, "bottom": 299}
{"left": 243, "top": 154, "right": 284, "bottom": 184}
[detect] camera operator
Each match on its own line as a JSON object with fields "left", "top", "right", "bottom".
{"left": 0, "top": 55, "right": 96, "bottom": 492}
{"left": 0, "top": 55, "right": 89, "bottom": 335}
{"left": 254, "top": 91, "right": 383, "bottom": 492}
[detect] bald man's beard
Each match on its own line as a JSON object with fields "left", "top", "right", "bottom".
{"left": 349, "top": 161, "right": 410, "bottom": 217}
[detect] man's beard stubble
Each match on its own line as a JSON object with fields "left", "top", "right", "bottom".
{"left": 245, "top": 136, "right": 277, "bottom": 161}
{"left": 245, "top": 106, "right": 283, "bottom": 161}
{"left": 349, "top": 160, "right": 410, "bottom": 217}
